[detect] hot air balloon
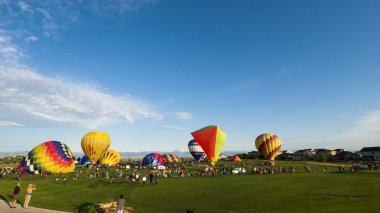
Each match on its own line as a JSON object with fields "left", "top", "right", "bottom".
{"left": 231, "top": 155, "right": 241, "bottom": 162}
{"left": 191, "top": 125, "right": 227, "bottom": 166}
{"left": 81, "top": 131, "right": 111, "bottom": 164}
{"left": 80, "top": 156, "right": 91, "bottom": 166}
{"left": 99, "top": 150, "right": 121, "bottom": 166}
{"left": 171, "top": 154, "right": 180, "bottom": 163}
{"left": 188, "top": 139, "right": 204, "bottom": 162}
{"left": 255, "top": 133, "right": 282, "bottom": 161}
{"left": 162, "top": 154, "right": 180, "bottom": 164}
{"left": 19, "top": 141, "right": 75, "bottom": 174}
{"left": 142, "top": 153, "right": 165, "bottom": 167}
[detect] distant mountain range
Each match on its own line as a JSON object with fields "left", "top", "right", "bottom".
{"left": 0, "top": 151, "right": 248, "bottom": 159}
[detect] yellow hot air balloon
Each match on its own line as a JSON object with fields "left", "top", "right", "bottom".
{"left": 99, "top": 150, "right": 121, "bottom": 166}
{"left": 255, "top": 133, "right": 282, "bottom": 161}
{"left": 191, "top": 125, "right": 227, "bottom": 166}
{"left": 81, "top": 131, "right": 111, "bottom": 164}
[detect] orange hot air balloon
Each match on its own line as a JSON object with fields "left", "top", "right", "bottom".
{"left": 191, "top": 125, "right": 226, "bottom": 166}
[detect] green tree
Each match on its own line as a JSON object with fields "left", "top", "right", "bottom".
{"left": 318, "top": 154, "right": 328, "bottom": 162}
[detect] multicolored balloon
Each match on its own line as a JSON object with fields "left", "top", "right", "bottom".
{"left": 191, "top": 125, "right": 227, "bottom": 166}
{"left": 231, "top": 155, "right": 241, "bottom": 162}
{"left": 99, "top": 150, "right": 121, "bottom": 166}
{"left": 19, "top": 141, "right": 75, "bottom": 174}
{"left": 81, "top": 131, "right": 111, "bottom": 164}
{"left": 255, "top": 133, "right": 282, "bottom": 161}
{"left": 188, "top": 139, "right": 204, "bottom": 162}
{"left": 142, "top": 153, "right": 165, "bottom": 167}
{"left": 162, "top": 154, "right": 180, "bottom": 164}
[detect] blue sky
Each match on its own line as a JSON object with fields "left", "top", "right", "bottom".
{"left": 1, "top": 0, "right": 380, "bottom": 153}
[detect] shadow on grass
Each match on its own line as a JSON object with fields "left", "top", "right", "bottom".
{"left": 0, "top": 194, "right": 14, "bottom": 207}
{"left": 305, "top": 193, "right": 380, "bottom": 198}
{"left": 74, "top": 202, "right": 98, "bottom": 213}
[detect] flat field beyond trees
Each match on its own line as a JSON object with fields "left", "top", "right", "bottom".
{"left": 0, "top": 161, "right": 379, "bottom": 213}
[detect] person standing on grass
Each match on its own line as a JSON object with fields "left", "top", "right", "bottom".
{"left": 23, "top": 184, "right": 36, "bottom": 208}
{"left": 117, "top": 194, "right": 126, "bottom": 213}
{"left": 10, "top": 182, "right": 21, "bottom": 208}
{"left": 149, "top": 172, "right": 154, "bottom": 186}
{"left": 142, "top": 175, "right": 147, "bottom": 186}
{"left": 154, "top": 173, "right": 158, "bottom": 186}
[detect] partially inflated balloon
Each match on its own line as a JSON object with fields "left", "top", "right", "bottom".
{"left": 255, "top": 133, "right": 282, "bottom": 161}
{"left": 188, "top": 139, "right": 204, "bottom": 162}
{"left": 231, "top": 155, "right": 241, "bottom": 162}
{"left": 162, "top": 154, "right": 180, "bottom": 164}
{"left": 19, "top": 141, "right": 75, "bottom": 174}
{"left": 81, "top": 131, "right": 111, "bottom": 164}
{"left": 171, "top": 154, "right": 180, "bottom": 163}
{"left": 80, "top": 156, "right": 91, "bottom": 166}
{"left": 142, "top": 153, "right": 165, "bottom": 167}
{"left": 99, "top": 150, "right": 121, "bottom": 166}
{"left": 191, "top": 126, "right": 227, "bottom": 166}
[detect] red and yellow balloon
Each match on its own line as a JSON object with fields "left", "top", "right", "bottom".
{"left": 191, "top": 125, "right": 226, "bottom": 166}
{"left": 255, "top": 133, "right": 282, "bottom": 161}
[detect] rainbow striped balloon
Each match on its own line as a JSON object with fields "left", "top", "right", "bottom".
{"left": 19, "top": 141, "right": 75, "bottom": 174}
{"left": 255, "top": 133, "right": 282, "bottom": 161}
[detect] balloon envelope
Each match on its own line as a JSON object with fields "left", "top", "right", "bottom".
{"left": 191, "top": 125, "right": 227, "bottom": 166}
{"left": 19, "top": 141, "right": 75, "bottom": 174}
{"left": 162, "top": 154, "right": 180, "bottom": 164}
{"left": 81, "top": 131, "right": 111, "bottom": 164}
{"left": 99, "top": 150, "right": 121, "bottom": 166}
{"left": 188, "top": 139, "right": 204, "bottom": 162}
{"left": 255, "top": 133, "right": 282, "bottom": 161}
{"left": 231, "top": 155, "right": 241, "bottom": 162}
{"left": 80, "top": 156, "right": 91, "bottom": 165}
{"left": 142, "top": 153, "right": 165, "bottom": 167}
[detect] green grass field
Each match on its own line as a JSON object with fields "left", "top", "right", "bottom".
{"left": 1, "top": 161, "right": 379, "bottom": 212}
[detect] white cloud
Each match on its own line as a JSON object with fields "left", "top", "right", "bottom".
{"left": 25, "top": 36, "right": 38, "bottom": 42}
{"left": 161, "top": 125, "right": 189, "bottom": 132}
{"left": 0, "top": 67, "right": 163, "bottom": 129}
{"left": 0, "top": 121, "right": 25, "bottom": 127}
{"left": 174, "top": 112, "right": 192, "bottom": 120}
{"left": 0, "top": 32, "right": 23, "bottom": 65}
{"left": 18, "top": 1, "right": 33, "bottom": 13}
{"left": 0, "top": 1, "right": 157, "bottom": 40}
{"left": 326, "top": 110, "right": 380, "bottom": 149}
{"left": 90, "top": 0, "right": 158, "bottom": 14}
{"left": 0, "top": 0, "right": 164, "bottom": 130}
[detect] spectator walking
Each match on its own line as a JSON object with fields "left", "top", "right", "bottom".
{"left": 149, "top": 173, "right": 154, "bottom": 186}
{"left": 154, "top": 174, "right": 158, "bottom": 186}
{"left": 117, "top": 194, "right": 126, "bottom": 213}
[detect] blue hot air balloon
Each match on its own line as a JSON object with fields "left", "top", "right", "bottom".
{"left": 188, "top": 139, "right": 205, "bottom": 162}
{"left": 80, "top": 155, "right": 91, "bottom": 165}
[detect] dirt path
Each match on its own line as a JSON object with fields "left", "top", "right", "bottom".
{"left": 0, "top": 199, "right": 70, "bottom": 213}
